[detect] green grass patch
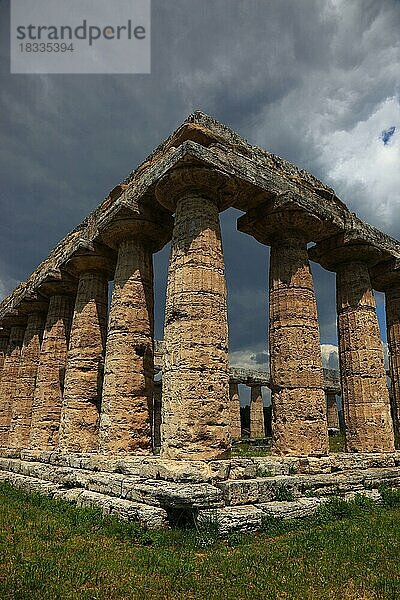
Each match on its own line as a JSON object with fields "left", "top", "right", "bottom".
{"left": 1, "top": 483, "right": 400, "bottom": 599}
{"left": 329, "top": 433, "right": 345, "bottom": 452}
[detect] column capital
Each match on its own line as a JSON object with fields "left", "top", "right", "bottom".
{"left": 99, "top": 207, "right": 173, "bottom": 251}
{"left": 238, "top": 193, "right": 332, "bottom": 245}
{"left": 309, "top": 233, "right": 390, "bottom": 272}
{"left": 36, "top": 269, "right": 77, "bottom": 297}
{"left": 64, "top": 242, "right": 116, "bottom": 279}
{"left": 370, "top": 258, "right": 400, "bottom": 292}
{"left": 155, "top": 166, "right": 236, "bottom": 212}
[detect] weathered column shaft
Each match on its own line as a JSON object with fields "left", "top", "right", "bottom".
{"left": 337, "top": 261, "right": 394, "bottom": 452}
{"left": 0, "top": 325, "right": 25, "bottom": 446}
{"left": 59, "top": 271, "right": 108, "bottom": 453}
{"left": 250, "top": 384, "right": 264, "bottom": 438}
{"left": 229, "top": 382, "right": 242, "bottom": 439}
{"left": 326, "top": 391, "right": 339, "bottom": 429}
{"left": 161, "top": 193, "right": 230, "bottom": 460}
{"left": 386, "top": 284, "right": 400, "bottom": 445}
{"left": 99, "top": 238, "right": 154, "bottom": 455}
{"left": 270, "top": 235, "right": 328, "bottom": 456}
{"left": 9, "top": 312, "right": 45, "bottom": 449}
{"left": 153, "top": 381, "right": 162, "bottom": 448}
{"left": 29, "top": 295, "right": 74, "bottom": 450}
{"left": 0, "top": 335, "right": 8, "bottom": 376}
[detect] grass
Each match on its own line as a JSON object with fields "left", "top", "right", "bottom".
{"left": 1, "top": 483, "right": 400, "bottom": 599}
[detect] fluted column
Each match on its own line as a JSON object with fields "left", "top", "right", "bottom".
{"left": 153, "top": 381, "right": 162, "bottom": 448}
{"left": 59, "top": 250, "right": 113, "bottom": 453}
{"left": 229, "top": 381, "right": 242, "bottom": 439}
{"left": 29, "top": 294, "right": 74, "bottom": 450}
{"left": 156, "top": 167, "right": 232, "bottom": 460}
{"left": 0, "top": 333, "right": 9, "bottom": 377}
{"left": 269, "top": 235, "right": 327, "bottom": 455}
{"left": 326, "top": 391, "right": 339, "bottom": 430}
{"left": 249, "top": 384, "right": 264, "bottom": 438}
{"left": 238, "top": 204, "right": 329, "bottom": 456}
{"left": 0, "top": 324, "right": 25, "bottom": 446}
{"left": 385, "top": 283, "right": 400, "bottom": 445}
{"left": 98, "top": 210, "right": 172, "bottom": 455}
{"left": 337, "top": 261, "right": 394, "bottom": 452}
{"left": 9, "top": 307, "right": 46, "bottom": 449}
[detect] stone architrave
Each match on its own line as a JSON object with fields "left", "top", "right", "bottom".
{"left": 0, "top": 324, "right": 26, "bottom": 446}
{"left": 153, "top": 381, "right": 162, "bottom": 448}
{"left": 229, "top": 381, "right": 242, "bottom": 439}
{"left": 156, "top": 167, "right": 233, "bottom": 460}
{"left": 9, "top": 306, "right": 46, "bottom": 449}
{"left": 58, "top": 248, "right": 114, "bottom": 453}
{"left": 98, "top": 209, "right": 172, "bottom": 456}
{"left": 249, "top": 384, "right": 264, "bottom": 439}
{"left": 336, "top": 261, "right": 394, "bottom": 452}
{"left": 238, "top": 205, "right": 329, "bottom": 456}
{"left": 29, "top": 293, "right": 74, "bottom": 450}
{"left": 326, "top": 391, "right": 339, "bottom": 430}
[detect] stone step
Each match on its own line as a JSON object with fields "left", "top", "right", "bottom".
{"left": 216, "top": 467, "right": 400, "bottom": 505}
{"left": 0, "top": 458, "right": 224, "bottom": 509}
{"left": 0, "top": 470, "right": 168, "bottom": 529}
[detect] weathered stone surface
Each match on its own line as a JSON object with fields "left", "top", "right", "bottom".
{"left": 229, "top": 382, "right": 242, "bottom": 439}
{"left": 59, "top": 269, "right": 109, "bottom": 453}
{"left": 0, "top": 325, "right": 25, "bottom": 446}
{"left": 269, "top": 234, "right": 328, "bottom": 456}
{"left": 29, "top": 295, "right": 74, "bottom": 450}
{"left": 0, "top": 334, "right": 9, "bottom": 377}
{"left": 326, "top": 391, "right": 339, "bottom": 430}
{"left": 156, "top": 167, "right": 231, "bottom": 460}
{"left": 336, "top": 261, "right": 394, "bottom": 452}
{"left": 249, "top": 385, "right": 264, "bottom": 439}
{"left": 385, "top": 283, "right": 400, "bottom": 445}
{"left": 99, "top": 238, "right": 154, "bottom": 455}
{"left": 9, "top": 312, "right": 45, "bottom": 449}
{"left": 153, "top": 381, "right": 162, "bottom": 447}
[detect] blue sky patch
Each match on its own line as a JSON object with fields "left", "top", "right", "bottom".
{"left": 381, "top": 126, "right": 396, "bottom": 145}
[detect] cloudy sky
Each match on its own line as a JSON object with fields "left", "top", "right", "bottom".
{"left": 0, "top": 0, "right": 399, "bottom": 381}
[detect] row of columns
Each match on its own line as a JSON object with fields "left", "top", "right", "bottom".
{"left": 0, "top": 166, "right": 398, "bottom": 459}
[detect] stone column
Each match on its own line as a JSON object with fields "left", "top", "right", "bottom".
{"left": 29, "top": 293, "right": 74, "bottom": 450}
{"left": 337, "top": 261, "right": 394, "bottom": 452}
{"left": 229, "top": 381, "right": 242, "bottom": 439}
{"left": 156, "top": 167, "right": 232, "bottom": 460}
{"left": 385, "top": 283, "right": 400, "bottom": 445}
{"left": 59, "top": 249, "right": 114, "bottom": 453}
{"left": 0, "top": 323, "right": 26, "bottom": 446}
{"left": 98, "top": 209, "right": 172, "bottom": 455}
{"left": 9, "top": 305, "right": 47, "bottom": 449}
{"left": 0, "top": 332, "right": 9, "bottom": 377}
{"left": 249, "top": 384, "right": 264, "bottom": 438}
{"left": 269, "top": 235, "right": 328, "bottom": 455}
{"left": 326, "top": 391, "right": 339, "bottom": 430}
{"left": 153, "top": 380, "right": 162, "bottom": 448}
{"left": 238, "top": 204, "right": 329, "bottom": 456}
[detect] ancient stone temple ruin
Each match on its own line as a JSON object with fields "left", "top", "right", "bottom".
{"left": 1, "top": 112, "right": 400, "bottom": 532}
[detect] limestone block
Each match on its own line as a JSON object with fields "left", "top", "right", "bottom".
{"left": 0, "top": 335, "right": 8, "bottom": 377}
{"left": 99, "top": 239, "right": 154, "bottom": 455}
{"left": 29, "top": 295, "right": 74, "bottom": 450}
{"left": 121, "top": 479, "right": 224, "bottom": 508}
{"left": 59, "top": 271, "right": 108, "bottom": 453}
{"left": 337, "top": 261, "right": 394, "bottom": 452}
{"left": 0, "top": 325, "right": 25, "bottom": 446}
{"left": 9, "top": 313, "right": 45, "bottom": 449}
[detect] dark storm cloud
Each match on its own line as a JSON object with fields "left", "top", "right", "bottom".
{"left": 1, "top": 0, "right": 399, "bottom": 359}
